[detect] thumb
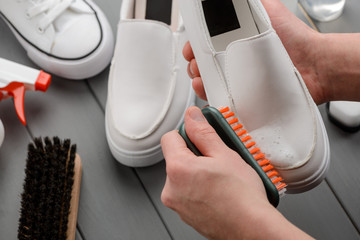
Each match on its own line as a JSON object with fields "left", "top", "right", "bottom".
{"left": 185, "top": 106, "right": 230, "bottom": 157}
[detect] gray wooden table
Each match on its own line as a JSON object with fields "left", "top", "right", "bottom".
{"left": 0, "top": 0, "right": 359, "bottom": 239}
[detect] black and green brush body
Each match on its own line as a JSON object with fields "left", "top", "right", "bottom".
{"left": 18, "top": 137, "right": 77, "bottom": 240}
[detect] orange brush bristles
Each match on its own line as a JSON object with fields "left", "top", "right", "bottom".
{"left": 218, "top": 106, "right": 287, "bottom": 194}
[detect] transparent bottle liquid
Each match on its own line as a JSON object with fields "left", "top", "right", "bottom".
{"left": 299, "top": 0, "right": 346, "bottom": 22}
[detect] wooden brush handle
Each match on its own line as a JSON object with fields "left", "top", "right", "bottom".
{"left": 67, "top": 154, "right": 82, "bottom": 240}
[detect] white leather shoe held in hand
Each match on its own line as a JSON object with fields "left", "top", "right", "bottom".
{"left": 105, "top": 0, "right": 195, "bottom": 167}
{"left": 327, "top": 101, "right": 360, "bottom": 132}
{"left": 0, "top": 0, "right": 114, "bottom": 80}
{"left": 178, "top": 0, "right": 330, "bottom": 193}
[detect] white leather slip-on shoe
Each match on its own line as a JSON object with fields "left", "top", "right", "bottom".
{"left": 178, "top": 0, "right": 330, "bottom": 193}
{"left": 327, "top": 101, "right": 360, "bottom": 132}
{"left": 0, "top": 0, "right": 114, "bottom": 80}
{"left": 105, "top": 0, "right": 195, "bottom": 167}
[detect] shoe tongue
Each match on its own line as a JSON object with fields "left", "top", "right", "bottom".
{"left": 69, "top": 0, "right": 94, "bottom": 13}
{"left": 52, "top": 0, "right": 93, "bottom": 32}
{"left": 52, "top": 10, "right": 73, "bottom": 32}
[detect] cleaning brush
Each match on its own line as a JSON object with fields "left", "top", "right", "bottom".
{"left": 18, "top": 137, "right": 82, "bottom": 240}
{"left": 179, "top": 106, "right": 286, "bottom": 207}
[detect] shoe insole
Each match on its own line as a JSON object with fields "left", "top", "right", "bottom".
{"left": 135, "top": 0, "right": 172, "bottom": 25}
{"left": 202, "top": 0, "right": 260, "bottom": 51}
{"left": 135, "top": 0, "right": 178, "bottom": 30}
{"left": 145, "top": 0, "right": 172, "bottom": 25}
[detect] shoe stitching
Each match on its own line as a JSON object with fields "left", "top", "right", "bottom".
{"left": 249, "top": 0, "right": 271, "bottom": 28}
{"left": 223, "top": 31, "right": 276, "bottom": 130}
{"left": 272, "top": 33, "right": 318, "bottom": 168}
{"left": 120, "top": 18, "right": 174, "bottom": 33}
{"left": 293, "top": 69, "right": 318, "bottom": 168}
{"left": 110, "top": 20, "right": 177, "bottom": 140}
{"left": 193, "top": 0, "right": 233, "bottom": 110}
{"left": 194, "top": 0, "right": 214, "bottom": 53}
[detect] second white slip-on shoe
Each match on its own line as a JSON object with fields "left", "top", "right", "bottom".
{"left": 327, "top": 101, "right": 360, "bottom": 132}
{"left": 105, "top": 0, "right": 195, "bottom": 167}
{"left": 178, "top": 0, "right": 330, "bottom": 193}
{"left": 0, "top": 0, "right": 114, "bottom": 80}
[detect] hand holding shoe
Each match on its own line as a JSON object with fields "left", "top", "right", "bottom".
{"left": 184, "top": 0, "right": 326, "bottom": 105}
{"left": 184, "top": 0, "right": 360, "bottom": 105}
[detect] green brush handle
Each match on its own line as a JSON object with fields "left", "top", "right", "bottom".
{"left": 179, "top": 106, "right": 279, "bottom": 207}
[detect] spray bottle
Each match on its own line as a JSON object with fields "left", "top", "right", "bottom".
{"left": 0, "top": 58, "right": 51, "bottom": 126}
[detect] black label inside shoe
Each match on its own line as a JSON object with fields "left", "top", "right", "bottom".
{"left": 202, "top": 0, "right": 240, "bottom": 37}
{"left": 145, "top": 0, "right": 172, "bottom": 25}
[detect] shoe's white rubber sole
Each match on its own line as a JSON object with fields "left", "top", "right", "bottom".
{"left": 105, "top": 86, "right": 196, "bottom": 168}
{"left": 0, "top": 0, "right": 114, "bottom": 80}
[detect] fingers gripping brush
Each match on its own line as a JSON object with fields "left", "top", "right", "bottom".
{"left": 18, "top": 137, "right": 82, "bottom": 240}
{"left": 179, "top": 106, "right": 286, "bottom": 207}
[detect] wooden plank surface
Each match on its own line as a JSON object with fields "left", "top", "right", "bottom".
{"left": 320, "top": 105, "right": 360, "bottom": 233}
{"left": 88, "top": 0, "right": 360, "bottom": 239}
{"left": 0, "top": 0, "right": 359, "bottom": 239}
{"left": 0, "top": 101, "right": 31, "bottom": 239}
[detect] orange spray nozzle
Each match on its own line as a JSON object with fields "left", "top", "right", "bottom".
{"left": 0, "top": 82, "right": 26, "bottom": 125}
{"left": 0, "top": 58, "right": 51, "bottom": 125}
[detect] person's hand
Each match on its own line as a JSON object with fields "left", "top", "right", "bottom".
{"left": 161, "top": 106, "right": 314, "bottom": 240}
{"left": 184, "top": 0, "right": 328, "bottom": 105}
{"left": 161, "top": 106, "right": 270, "bottom": 239}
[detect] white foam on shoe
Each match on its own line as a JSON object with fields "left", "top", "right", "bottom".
{"left": 250, "top": 124, "right": 303, "bottom": 169}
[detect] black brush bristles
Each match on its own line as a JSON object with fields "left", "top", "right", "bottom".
{"left": 18, "top": 137, "right": 76, "bottom": 240}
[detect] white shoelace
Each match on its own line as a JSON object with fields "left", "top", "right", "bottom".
{"left": 26, "top": 0, "right": 73, "bottom": 32}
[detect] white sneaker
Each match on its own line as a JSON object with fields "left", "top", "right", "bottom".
{"left": 0, "top": 0, "right": 114, "bottom": 80}
{"left": 328, "top": 101, "right": 360, "bottom": 132}
{"left": 105, "top": 0, "right": 195, "bottom": 167}
{"left": 0, "top": 119, "right": 4, "bottom": 148}
{"left": 178, "top": 0, "right": 330, "bottom": 193}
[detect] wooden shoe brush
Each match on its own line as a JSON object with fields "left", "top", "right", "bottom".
{"left": 18, "top": 137, "right": 82, "bottom": 240}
